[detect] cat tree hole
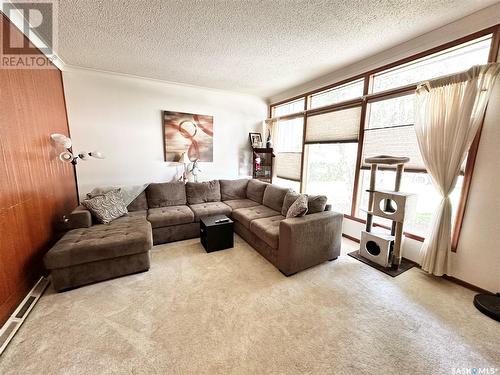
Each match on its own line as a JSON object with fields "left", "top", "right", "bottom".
{"left": 365, "top": 240, "right": 381, "bottom": 256}
{"left": 379, "top": 198, "right": 398, "bottom": 214}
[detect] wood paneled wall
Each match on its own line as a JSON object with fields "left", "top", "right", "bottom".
{"left": 0, "top": 15, "right": 78, "bottom": 325}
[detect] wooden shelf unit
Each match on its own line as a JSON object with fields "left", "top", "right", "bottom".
{"left": 252, "top": 148, "right": 274, "bottom": 183}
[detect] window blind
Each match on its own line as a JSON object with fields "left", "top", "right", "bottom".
{"left": 276, "top": 152, "right": 302, "bottom": 181}
{"left": 361, "top": 125, "right": 425, "bottom": 171}
{"left": 305, "top": 106, "right": 361, "bottom": 143}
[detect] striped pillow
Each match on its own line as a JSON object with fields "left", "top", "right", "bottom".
{"left": 82, "top": 189, "right": 128, "bottom": 224}
{"left": 286, "top": 194, "right": 308, "bottom": 218}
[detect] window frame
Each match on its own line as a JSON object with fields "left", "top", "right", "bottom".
{"left": 269, "top": 25, "right": 500, "bottom": 251}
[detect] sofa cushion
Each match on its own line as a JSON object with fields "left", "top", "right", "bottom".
{"left": 186, "top": 180, "right": 221, "bottom": 205}
{"left": 262, "top": 185, "right": 290, "bottom": 212}
{"left": 189, "top": 202, "right": 232, "bottom": 222}
{"left": 82, "top": 189, "right": 128, "bottom": 224}
{"left": 44, "top": 217, "right": 152, "bottom": 269}
{"left": 232, "top": 204, "right": 280, "bottom": 229}
{"left": 246, "top": 179, "right": 269, "bottom": 203}
{"left": 250, "top": 215, "right": 285, "bottom": 249}
{"left": 147, "top": 206, "right": 194, "bottom": 228}
{"left": 307, "top": 195, "right": 328, "bottom": 214}
{"left": 146, "top": 182, "right": 186, "bottom": 208}
{"left": 223, "top": 199, "right": 260, "bottom": 211}
{"left": 220, "top": 179, "right": 249, "bottom": 201}
{"left": 286, "top": 194, "right": 308, "bottom": 218}
{"left": 127, "top": 191, "right": 148, "bottom": 212}
{"left": 281, "top": 191, "right": 299, "bottom": 216}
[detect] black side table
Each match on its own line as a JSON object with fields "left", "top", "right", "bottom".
{"left": 200, "top": 215, "right": 234, "bottom": 253}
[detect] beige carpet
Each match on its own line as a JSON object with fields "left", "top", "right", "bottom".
{"left": 0, "top": 237, "right": 498, "bottom": 375}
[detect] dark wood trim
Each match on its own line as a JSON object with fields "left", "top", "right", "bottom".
{"left": 303, "top": 139, "right": 359, "bottom": 145}
{"left": 351, "top": 78, "right": 369, "bottom": 216}
{"left": 442, "top": 275, "right": 493, "bottom": 294}
{"left": 60, "top": 74, "right": 80, "bottom": 203}
{"left": 451, "top": 25, "right": 500, "bottom": 252}
{"left": 271, "top": 112, "right": 306, "bottom": 121}
{"left": 306, "top": 98, "right": 363, "bottom": 116}
{"left": 299, "top": 109, "right": 307, "bottom": 193}
{"left": 343, "top": 214, "right": 425, "bottom": 242}
{"left": 365, "top": 84, "right": 416, "bottom": 102}
{"left": 344, "top": 214, "right": 365, "bottom": 224}
{"left": 0, "top": 14, "right": 78, "bottom": 325}
{"left": 342, "top": 233, "right": 360, "bottom": 243}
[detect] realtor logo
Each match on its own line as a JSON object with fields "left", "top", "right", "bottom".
{"left": 1, "top": 0, "right": 58, "bottom": 69}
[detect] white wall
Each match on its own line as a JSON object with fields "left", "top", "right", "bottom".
{"left": 62, "top": 68, "right": 267, "bottom": 198}
{"left": 451, "top": 78, "right": 500, "bottom": 292}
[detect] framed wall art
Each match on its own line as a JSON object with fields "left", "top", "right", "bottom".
{"left": 163, "top": 111, "right": 214, "bottom": 162}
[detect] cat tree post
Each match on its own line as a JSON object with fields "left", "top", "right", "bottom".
{"left": 360, "top": 155, "right": 413, "bottom": 271}
{"left": 391, "top": 163, "right": 406, "bottom": 269}
{"left": 365, "top": 163, "right": 378, "bottom": 232}
{"left": 390, "top": 163, "right": 405, "bottom": 235}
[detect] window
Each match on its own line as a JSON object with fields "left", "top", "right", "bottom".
{"left": 302, "top": 105, "right": 362, "bottom": 214}
{"left": 309, "top": 79, "right": 364, "bottom": 109}
{"left": 274, "top": 177, "right": 300, "bottom": 192}
{"left": 274, "top": 117, "right": 303, "bottom": 186}
{"left": 271, "top": 98, "right": 305, "bottom": 117}
{"left": 303, "top": 143, "right": 358, "bottom": 214}
{"left": 305, "top": 106, "right": 361, "bottom": 143}
{"left": 267, "top": 31, "right": 495, "bottom": 244}
{"left": 372, "top": 35, "right": 492, "bottom": 93}
{"left": 363, "top": 93, "right": 425, "bottom": 171}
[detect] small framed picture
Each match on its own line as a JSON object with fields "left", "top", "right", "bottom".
{"left": 249, "top": 132, "right": 262, "bottom": 148}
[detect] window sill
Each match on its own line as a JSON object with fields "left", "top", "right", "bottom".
{"left": 343, "top": 214, "right": 425, "bottom": 242}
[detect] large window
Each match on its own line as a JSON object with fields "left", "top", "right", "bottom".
{"left": 309, "top": 79, "right": 364, "bottom": 109}
{"left": 372, "top": 35, "right": 491, "bottom": 93}
{"left": 269, "top": 30, "right": 496, "bottom": 245}
{"left": 272, "top": 98, "right": 305, "bottom": 117}
{"left": 303, "top": 143, "right": 358, "bottom": 214}
{"left": 274, "top": 116, "right": 303, "bottom": 190}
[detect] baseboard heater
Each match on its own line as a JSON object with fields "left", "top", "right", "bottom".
{"left": 0, "top": 277, "right": 49, "bottom": 355}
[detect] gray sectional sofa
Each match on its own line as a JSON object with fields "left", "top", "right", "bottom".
{"left": 44, "top": 179, "right": 343, "bottom": 291}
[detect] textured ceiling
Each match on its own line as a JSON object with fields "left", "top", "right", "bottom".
{"left": 56, "top": 0, "right": 498, "bottom": 98}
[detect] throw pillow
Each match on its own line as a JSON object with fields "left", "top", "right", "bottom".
{"left": 82, "top": 189, "right": 128, "bottom": 224}
{"left": 286, "top": 194, "right": 308, "bottom": 218}
{"left": 281, "top": 191, "right": 300, "bottom": 216}
{"left": 307, "top": 194, "right": 328, "bottom": 214}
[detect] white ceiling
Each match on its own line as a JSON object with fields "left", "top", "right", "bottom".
{"left": 56, "top": 0, "right": 498, "bottom": 98}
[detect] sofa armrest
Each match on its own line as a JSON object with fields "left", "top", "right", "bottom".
{"left": 63, "top": 205, "right": 92, "bottom": 230}
{"left": 278, "top": 211, "right": 343, "bottom": 275}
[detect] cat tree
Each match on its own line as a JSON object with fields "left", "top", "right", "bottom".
{"left": 359, "top": 155, "right": 416, "bottom": 270}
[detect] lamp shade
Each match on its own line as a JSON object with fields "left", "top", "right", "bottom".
{"left": 89, "top": 151, "right": 105, "bottom": 159}
{"left": 59, "top": 151, "right": 74, "bottom": 163}
{"left": 51, "top": 133, "right": 72, "bottom": 149}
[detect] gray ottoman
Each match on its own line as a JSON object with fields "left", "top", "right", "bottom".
{"left": 44, "top": 215, "right": 152, "bottom": 291}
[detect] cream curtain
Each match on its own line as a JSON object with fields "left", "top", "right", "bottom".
{"left": 414, "top": 63, "right": 500, "bottom": 276}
